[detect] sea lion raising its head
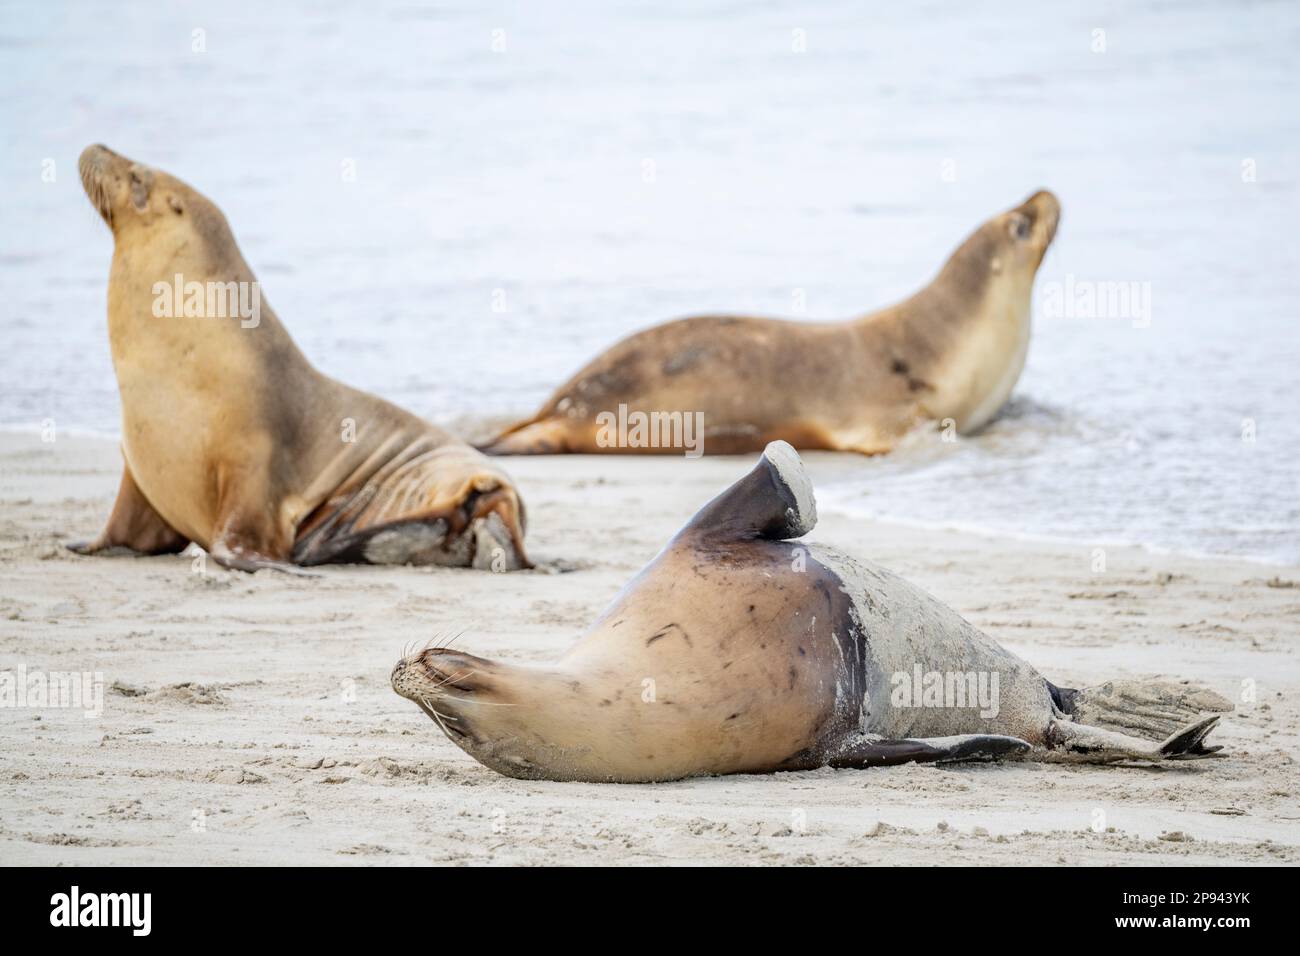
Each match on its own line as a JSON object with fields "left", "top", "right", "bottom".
{"left": 393, "top": 442, "right": 1228, "bottom": 782}
{"left": 483, "top": 192, "right": 1060, "bottom": 456}
{"left": 72, "top": 144, "right": 528, "bottom": 572}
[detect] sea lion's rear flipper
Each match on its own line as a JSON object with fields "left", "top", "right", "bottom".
{"left": 683, "top": 440, "right": 817, "bottom": 541}
{"left": 479, "top": 418, "right": 572, "bottom": 455}
{"left": 292, "top": 457, "right": 530, "bottom": 570}
{"left": 1049, "top": 678, "right": 1233, "bottom": 740}
{"left": 827, "top": 734, "right": 1032, "bottom": 768}
{"left": 1046, "top": 714, "right": 1224, "bottom": 762}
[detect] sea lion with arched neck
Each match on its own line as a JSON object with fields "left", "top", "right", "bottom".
{"left": 71, "top": 144, "right": 528, "bottom": 572}
{"left": 392, "top": 442, "right": 1228, "bottom": 782}
{"left": 483, "top": 192, "right": 1060, "bottom": 456}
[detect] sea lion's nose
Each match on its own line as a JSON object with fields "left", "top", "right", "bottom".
{"left": 1024, "top": 189, "right": 1060, "bottom": 221}
{"left": 79, "top": 143, "right": 128, "bottom": 169}
{"left": 1025, "top": 188, "right": 1058, "bottom": 208}
{"left": 1018, "top": 189, "right": 1061, "bottom": 243}
{"left": 79, "top": 144, "right": 106, "bottom": 169}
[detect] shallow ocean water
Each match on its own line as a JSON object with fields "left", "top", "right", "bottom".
{"left": 1, "top": 1, "right": 1296, "bottom": 561}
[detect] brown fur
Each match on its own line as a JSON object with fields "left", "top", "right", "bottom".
{"left": 484, "top": 192, "right": 1060, "bottom": 456}
{"left": 71, "top": 144, "right": 528, "bottom": 571}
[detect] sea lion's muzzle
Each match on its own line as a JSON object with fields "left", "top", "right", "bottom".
{"left": 392, "top": 649, "right": 486, "bottom": 700}
{"left": 1019, "top": 189, "right": 1061, "bottom": 246}
{"left": 78, "top": 143, "right": 156, "bottom": 226}
{"left": 392, "top": 648, "right": 498, "bottom": 743}
{"left": 78, "top": 144, "right": 116, "bottom": 224}
{"left": 78, "top": 142, "right": 112, "bottom": 175}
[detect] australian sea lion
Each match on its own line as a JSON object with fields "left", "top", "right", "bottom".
{"left": 71, "top": 144, "right": 528, "bottom": 572}
{"left": 392, "top": 441, "right": 1229, "bottom": 782}
{"left": 482, "top": 191, "right": 1060, "bottom": 456}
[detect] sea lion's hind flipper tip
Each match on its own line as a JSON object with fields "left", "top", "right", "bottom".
{"left": 1159, "top": 714, "right": 1224, "bottom": 760}
{"left": 1047, "top": 713, "right": 1226, "bottom": 762}
{"left": 682, "top": 440, "right": 817, "bottom": 541}
{"left": 477, "top": 416, "right": 571, "bottom": 456}
{"left": 828, "top": 733, "right": 1030, "bottom": 769}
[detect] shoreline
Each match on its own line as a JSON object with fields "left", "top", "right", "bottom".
{"left": 2, "top": 425, "right": 1290, "bottom": 569}
{"left": 817, "top": 498, "right": 1299, "bottom": 570}
{"left": 1, "top": 430, "right": 1297, "bottom": 865}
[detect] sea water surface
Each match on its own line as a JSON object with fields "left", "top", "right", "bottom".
{"left": 1, "top": 1, "right": 1297, "bottom": 562}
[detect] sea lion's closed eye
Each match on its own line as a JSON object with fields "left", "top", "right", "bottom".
{"left": 128, "top": 167, "right": 151, "bottom": 211}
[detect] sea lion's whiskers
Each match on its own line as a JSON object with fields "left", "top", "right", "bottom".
{"left": 430, "top": 668, "right": 476, "bottom": 690}
{"left": 439, "top": 629, "right": 468, "bottom": 651}
{"left": 428, "top": 708, "right": 452, "bottom": 736}
{"left": 418, "top": 698, "right": 458, "bottom": 722}
{"left": 86, "top": 174, "right": 112, "bottom": 226}
{"left": 416, "top": 697, "right": 461, "bottom": 742}
{"left": 420, "top": 628, "right": 467, "bottom": 655}
{"left": 435, "top": 695, "right": 515, "bottom": 707}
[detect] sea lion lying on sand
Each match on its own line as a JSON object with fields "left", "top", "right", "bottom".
{"left": 393, "top": 441, "right": 1229, "bottom": 782}
{"left": 483, "top": 192, "right": 1060, "bottom": 457}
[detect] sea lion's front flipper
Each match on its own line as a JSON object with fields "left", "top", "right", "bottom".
{"left": 827, "top": 734, "right": 1032, "bottom": 768}
{"left": 208, "top": 540, "right": 320, "bottom": 577}
{"left": 682, "top": 440, "right": 817, "bottom": 542}
{"left": 207, "top": 468, "right": 319, "bottom": 576}
{"left": 66, "top": 465, "right": 188, "bottom": 557}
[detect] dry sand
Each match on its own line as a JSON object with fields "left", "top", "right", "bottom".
{"left": 1, "top": 430, "right": 1297, "bottom": 865}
